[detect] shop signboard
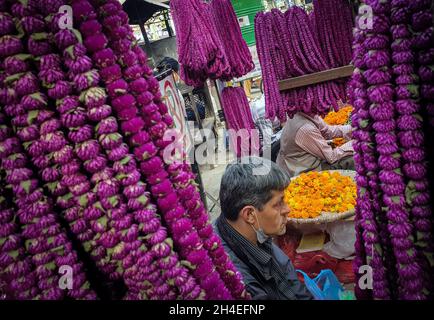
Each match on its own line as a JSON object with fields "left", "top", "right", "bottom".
{"left": 231, "top": 0, "right": 265, "bottom": 46}
{"left": 158, "top": 73, "right": 194, "bottom": 156}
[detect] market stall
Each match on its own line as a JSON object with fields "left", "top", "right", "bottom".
{"left": 0, "top": 0, "right": 433, "bottom": 302}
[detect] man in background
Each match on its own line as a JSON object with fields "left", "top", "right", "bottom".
{"left": 250, "top": 95, "right": 282, "bottom": 162}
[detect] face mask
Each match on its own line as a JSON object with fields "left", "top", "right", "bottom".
{"left": 250, "top": 212, "right": 270, "bottom": 244}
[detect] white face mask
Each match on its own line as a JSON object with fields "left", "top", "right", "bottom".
{"left": 250, "top": 212, "right": 270, "bottom": 244}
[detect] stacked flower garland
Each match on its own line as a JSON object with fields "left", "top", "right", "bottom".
{"left": 0, "top": 0, "right": 248, "bottom": 300}
{"left": 170, "top": 0, "right": 253, "bottom": 87}
{"left": 284, "top": 171, "right": 356, "bottom": 219}
{"left": 254, "top": 0, "right": 353, "bottom": 121}
{"left": 210, "top": 0, "right": 255, "bottom": 81}
{"left": 350, "top": 0, "right": 433, "bottom": 300}
{"left": 220, "top": 86, "right": 259, "bottom": 158}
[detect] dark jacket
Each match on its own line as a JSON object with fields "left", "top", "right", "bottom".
{"left": 213, "top": 219, "right": 313, "bottom": 300}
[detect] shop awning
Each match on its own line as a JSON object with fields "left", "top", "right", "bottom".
{"left": 121, "top": 0, "right": 170, "bottom": 24}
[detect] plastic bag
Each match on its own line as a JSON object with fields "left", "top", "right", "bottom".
{"left": 323, "top": 220, "right": 356, "bottom": 259}
{"left": 296, "top": 269, "right": 345, "bottom": 300}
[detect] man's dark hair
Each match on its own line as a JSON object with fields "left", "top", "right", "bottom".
{"left": 219, "top": 157, "right": 290, "bottom": 221}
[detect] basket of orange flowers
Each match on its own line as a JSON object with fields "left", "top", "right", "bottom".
{"left": 284, "top": 170, "right": 357, "bottom": 226}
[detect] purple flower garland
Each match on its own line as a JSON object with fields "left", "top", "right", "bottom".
{"left": 93, "top": 1, "right": 233, "bottom": 299}
{"left": 72, "top": 0, "right": 206, "bottom": 300}
{"left": 364, "top": 0, "right": 426, "bottom": 300}
{"left": 1, "top": 1, "right": 96, "bottom": 299}
{"left": 170, "top": 0, "right": 231, "bottom": 87}
{"left": 0, "top": 124, "right": 96, "bottom": 300}
{"left": 407, "top": 0, "right": 434, "bottom": 294}
{"left": 44, "top": 0, "right": 184, "bottom": 299}
{"left": 210, "top": 0, "right": 254, "bottom": 80}
{"left": 34, "top": 0, "right": 129, "bottom": 283}
{"left": 46, "top": 5, "right": 173, "bottom": 300}
{"left": 221, "top": 87, "right": 258, "bottom": 157}
{"left": 254, "top": 12, "right": 283, "bottom": 120}
{"left": 90, "top": 0, "right": 247, "bottom": 299}
{"left": 0, "top": 111, "right": 40, "bottom": 300}
{"left": 350, "top": 21, "right": 392, "bottom": 300}
{"left": 8, "top": 0, "right": 124, "bottom": 284}
{"left": 255, "top": 6, "right": 351, "bottom": 121}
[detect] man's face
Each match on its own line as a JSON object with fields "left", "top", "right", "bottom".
{"left": 256, "top": 190, "right": 290, "bottom": 237}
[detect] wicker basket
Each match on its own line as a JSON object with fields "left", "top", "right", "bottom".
{"left": 287, "top": 170, "right": 357, "bottom": 226}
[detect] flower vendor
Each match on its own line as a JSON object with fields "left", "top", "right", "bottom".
{"left": 214, "top": 157, "right": 313, "bottom": 300}
{"left": 276, "top": 111, "right": 354, "bottom": 177}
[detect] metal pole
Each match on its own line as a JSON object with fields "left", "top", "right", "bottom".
{"left": 139, "top": 19, "right": 151, "bottom": 49}
{"left": 164, "top": 10, "right": 173, "bottom": 37}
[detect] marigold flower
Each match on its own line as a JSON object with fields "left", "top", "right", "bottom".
{"left": 284, "top": 171, "right": 357, "bottom": 219}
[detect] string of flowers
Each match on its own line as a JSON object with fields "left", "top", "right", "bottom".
{"left": 254, "top": 12, "right": 283, "bottom": 121}
{"left": 350, "top": 20, "right": 392, "bottom": 300}
{"left": 0, "top": 8, "right": 40, "bottom": 300}
{"left": 362, "top": 13, "right": 401, "bottom": 298}
{"left": 0, "top": 110, "right": 40, "bottom": 300}
{"left": 5, "top": 3, "right": 124, "bottom": 298}
{"left": 43, "top": 0, "right": 174, "bottom": 300}
{"left": 170, "top": 0, "right": 231, "bottom": 87}
{"left": 209, "top": 0, "right": 254, "bottom": 80}
{"left": 67, "top": 0, "right": 188, "bottom": 299}
{"left": 313, "top": 0, "right": 353, "bottom": 68}
{"left": 166, "top": 161, "right": 250, "bottom": 300}
{"left": 363, "top": 0, "right": 426, "bottom": 299}
{"left": 93, "top": 0, "right": 232, "bottom": 299}
{"left": 269, "top": 10, "right": 294, "bottom": 119}
{"left": 410, "top": 0, "right": 434, "bottom": 126}
{"left": 71, "top": 0, "right": 205, "bottom": 299}
{"left": 0, "top": 119, "right": 96, "bottom": 300}
{"left": 9, "top": 0, "right": 124, "bottom": 286}
{"left": 285, "top": 7, "right": 343, "bottom": 114}
{"left": 59, "top": 25, "right": 172, "bottom": 299}
{"left": 255, "top": 6, "right": 350, "bottom": 121}
{"left": 91, "top": 0, "right": 246, "bottom": 299}
{"left": 35, "top": 0, "right": 130, "bottom": 284}
{"left": 410, "top": 1, "right": 434, "bottom": 289}
{"left": 1, "top": 0, "right": 96, "bottom": 299}
{"left": 396, "top": 0, "right": 433, "bottom": 293}
{"left": 1, "top": 0, "right": 249, "bottom": 300}
{"left": 221, "top": 86, "right": 259, "bottom": 158}
{"left": 312, "top": 1, "right": 348, "bottom": 106}
{"left": 103, "top": 1, "right": 248, "bottom": 296}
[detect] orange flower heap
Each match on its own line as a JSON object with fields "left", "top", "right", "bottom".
{"left": 284, "top": 171, "right": 357, "bottom": 219}
{"left": 323, "top": 105, "right": 353, "bottom": 125}
{"left": 332, "top": 137, "right": 346, "bottom": 147}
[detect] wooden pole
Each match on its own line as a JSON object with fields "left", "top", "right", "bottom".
{"left": 278, "top": 65, "right": 355, "bottom": 92}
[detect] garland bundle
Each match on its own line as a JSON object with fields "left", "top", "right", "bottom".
{"left": 0, "top": 0, "right": 248, "bottom": 300}
{"left": 255, "top": 1, "right": 353, "bottom": 121}
{"left": 220, "top": 86, "right": 258, "bottom": 157}
{"left": 210, "top": 0, "right": 255, "bottom": 80}
{"left": 350, "top": 0, "right": 433, "bottom": 300}
{"left": 170, "top": 0, "right": 253, "bottom": 87}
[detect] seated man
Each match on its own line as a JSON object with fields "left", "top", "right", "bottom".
{"left": 276, "top": 111, "right": 354, "bottom": 177}
{"left": 214, "top": 157, "right": 313, "bottom": 300}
